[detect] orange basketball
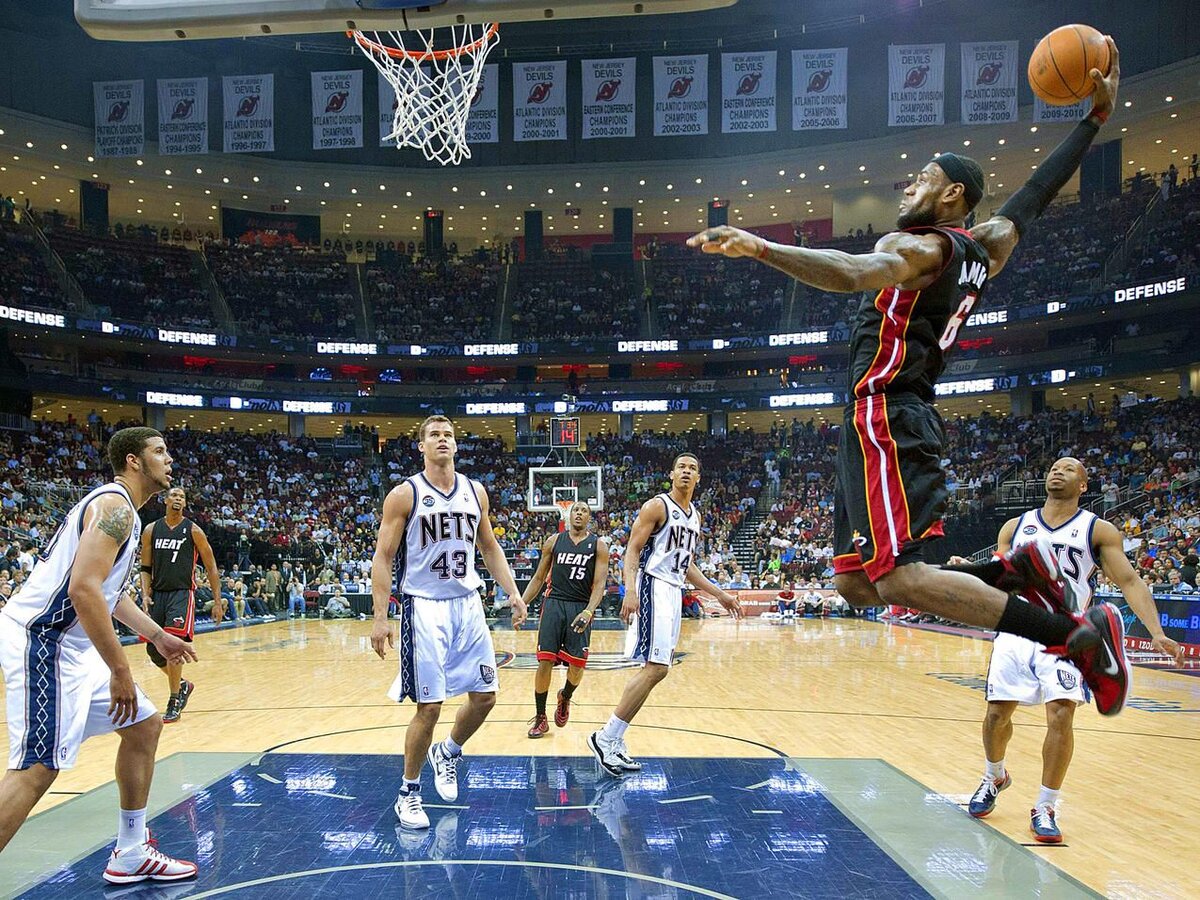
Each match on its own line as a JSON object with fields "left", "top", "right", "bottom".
{"left": 1028, "top": 24, "right": 1111, "bottom": 105}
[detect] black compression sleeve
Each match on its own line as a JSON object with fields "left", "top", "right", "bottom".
{"left": 997, "top": 116, "right": 1101, "bottom": 237}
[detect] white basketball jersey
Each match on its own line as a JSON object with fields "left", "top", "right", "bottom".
{"left": 396, "top": 473, "right": 484, "bottom": 599}
{"left": 1011, "top": 508, "right": 1099, "bottom": 613}
{"left": 0, "top": 483, "right": 141, "bottom": 649}
{"left": 640, "top": 494, "right": 701, "bottom": 588}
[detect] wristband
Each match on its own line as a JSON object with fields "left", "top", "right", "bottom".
{"left": 1088, "top": 108, "right": 1109, "bottom": 125}
{"left": 756, "top": 239, "right": 771, "bottom": 260}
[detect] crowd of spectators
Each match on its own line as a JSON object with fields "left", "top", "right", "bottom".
{"left": 0, "top": 219, "right": 70, "bottom": 313}
{"left": 509, "top": 259, "right": 639, "bottom": 341}
{"left": 649, "top": 249, "right": 788, "bottom": 337}
{"left": 366, "top": 254, "right": 498, "bottom": 345}
{"left": 1134, "top": 175, "right": 1200, "bottom": 282}
{"left": 206, "top": 243, "right": 357, "bottom": 340}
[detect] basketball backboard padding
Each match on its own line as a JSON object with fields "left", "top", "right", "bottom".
{"left": 528, "top": 466, "right": 603, "bottom": 514}
{"left": 75, "top": 0, "right": 738, "bottom": 42}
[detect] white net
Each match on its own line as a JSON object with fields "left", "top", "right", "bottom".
{"left": 351, "top": 23, "right": 500, "bottom": 166}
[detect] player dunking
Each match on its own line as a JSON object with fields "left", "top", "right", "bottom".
{"left": 960, "top": 458, "right": 1182, "bottom": 842}
{"left": 0, "top": 427, "right": 198, "bottom": 883}
{"left": 370, "top": 415, "right": 528, "bottom": 830}
{"left": 689, "top": 40, "right": 1131, "bottom": 715}
{"left": 518, "top": 501, "right": 610, "bottom": 738}
{"left": 139, "top": 487, "right": 222, "bottom": 724}
{"left": 588, "top": 453, "right": 741, "bottom": 777}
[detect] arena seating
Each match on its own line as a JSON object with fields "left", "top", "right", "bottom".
{"left": 366, "top": 254, "right": 499, "bottom": 345}
{"left": 0, "top": 219, "right": 70, "bottom": 312}
{"left": 509, "top": 259, "right": 639, "bottom": 341}
{"left": 649, "top": 248, "right": 788, "bottom": 336}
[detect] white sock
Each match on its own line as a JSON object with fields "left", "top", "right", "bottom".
{"left": 402, "top": 777, "right": 421, "bottom": 793}
{"left": 601, "top": 715, "right": 630, "bottom": 741}
{"left": 985, "top": 759, "right": 1006, "bottom": 781}
{"left": 1037, "top": 785, "right": 1060, "bottom": 808}
{"left": 442, "top": 736, "right": 463, "bottom": 757}
{"left": 116, "top": 808, "right": 146, "bottom": 851}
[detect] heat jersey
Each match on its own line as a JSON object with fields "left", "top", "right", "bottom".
{"left": 849, "top": 226, "right": 991, "bottom": 402}
{"left": 149, "top": 517, "right": 196, "bottom": 592}
{"left": 547, "top": 532, "right": 598, "bottom": 603}
{"left": 0, "top": 483, "right": 141, "bottom": 651}
{"left": 639, "top": 494, "right": 700, "bottom": 588}
{"left": 396, "top": 472, "right": 484, "bottom": 599}
{"left": 1011, "top": 508, "right": 1100, "bottom": 613}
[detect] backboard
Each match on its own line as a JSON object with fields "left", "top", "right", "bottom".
{"left": 74, "top": 0, "right": 738, "bottom": 42}
{"left": 528, "top": 466, "right": 603, "bottom": 514}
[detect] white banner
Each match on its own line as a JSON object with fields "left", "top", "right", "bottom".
{"left": 513, "top": 60, "right": 568, "bottom": 142}
{"left": 1033, "top": 95, "right": 1090, "bottom": 123}
{"left": 653, "top": 54, "right": 708, "bottom": 137}
{"left": 466, "top": 64, "right": 500, "bottom": 145}
{"left": 582, "top": 57, "right": 636, "bottom": 139}
{"left": 157, "top": 78, "right": 207, "bottom": 156}
{"left": 311, "top": 69, "right": 362, "bottom": 150}
{"left": 223, "top": 74, "right": 274, "bottom": 153}
{"left": 792, "top": 48, "right": 847, "bottom": 131}
{"left": 721, "top": 51, "right": 777, "bottom": 133}
{"left": 93, "top": 80, "right": 144, "bottom": 158}
{"left": 378, "top": 70, "right": 397, "bottom": 146}
{"left": 961, "top": 41, "right": 1018, "bottom": 124}
{"left": 888, "top": 43, "right": 945, "bottom": 127}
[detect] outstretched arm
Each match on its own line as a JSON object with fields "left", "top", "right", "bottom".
{"left": 1094, "top": 519, "right": 1182, "bottom": 664}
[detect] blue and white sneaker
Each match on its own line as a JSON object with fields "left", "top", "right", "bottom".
{"left": 967, "top": 772, "right": 1011, "bottom": 818}
{"left": 1030, "top": 804, "right": 1063, "bottom": 843}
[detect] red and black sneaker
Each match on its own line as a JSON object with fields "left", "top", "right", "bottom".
{"left": 1064, "top": 602, "right": 1131, "bottom": 716}
{"left": 554, "top": 690, "right": 571, "bottom": 728}
{"left": 996, "top": 541, "right": 1071, "bottom": 616}
{"left": 527, "top": 714, "right": 549, "bottom": 738}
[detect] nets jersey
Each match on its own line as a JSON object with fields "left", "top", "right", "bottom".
{"left": 1011, "top": 508, "right": 1100, "bottom": 613}
{"left": 548, "top": 532, "right": 598, "bottom": 603}
{"left": 150, "top": 517, "right": 197, "bottom": 592}
{"left": 396, "top": 473, "right": 484, "bottom": 599}
{"left": 0, "top": 483, "right": 141, "bottom": 651}
{"left": 849, "top": 226, "right": 991, "bottom": 402}
{"left": 640, "top": 494, "right": 700, "bottom": 588}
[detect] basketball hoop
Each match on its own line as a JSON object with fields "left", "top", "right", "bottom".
{"left": 350, "top": 22, "right": 500, "bottom": 166}
{"left": 555, "top": 500, "right": 575, "bottom": 526}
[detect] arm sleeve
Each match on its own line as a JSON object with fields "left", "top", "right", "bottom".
{"left": 997, "top": 116, "right": 1101, "bottom": 237}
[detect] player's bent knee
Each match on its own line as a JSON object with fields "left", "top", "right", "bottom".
{"left": 644, "top": 662, "right": 671, "bottom": 683}
{"left": 469, "top": 690, "right": 497, "bottom": 710}
{"left": 833, "top": 573, "right": 879, "bottom": 608}
{"left": 984, "top": 703, "right": 1014, "bottom": 729}
{"left": 11, "top": 763, "right": 59, "bottom": 792}
{"left": 119, "top": 713, "right": 163, "bottom": 745}
{"left": 1045, "top": 700, "right": 1076, "bottom": 730}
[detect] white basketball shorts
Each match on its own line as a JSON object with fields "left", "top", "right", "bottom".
{"left": 985, "top": 631, "right": 1089, "bottom": 706}
{"left": 389, "top": 591, "right": 498, "bottom": 704}
{"left": 624, "top": 573, "right": 682, "bottom": 666}
{"left": 1, "top": 616, "right": 156, "bottom": 771}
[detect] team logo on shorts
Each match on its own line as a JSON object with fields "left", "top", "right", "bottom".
{"left": 1022, "top": 525, "right": 1038, "bottom": 535}
{"left": 1057, "top": 669, "right": 1078, "bottom": 691}
{"left": 479, "top": 664, "right": 496, "bottom": 684}
{"left": 423, "top": 497, "right": 435, "bottom": 507}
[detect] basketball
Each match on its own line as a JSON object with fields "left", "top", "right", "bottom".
{"left": 1028, "top": 24, "right": 1112, "bottom": 104}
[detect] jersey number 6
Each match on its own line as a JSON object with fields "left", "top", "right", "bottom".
{"left": 938, "top": 293, "right": 978, "bottom": 350}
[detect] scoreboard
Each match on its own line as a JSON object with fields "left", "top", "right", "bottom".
{"left": 551, "top": 417, "right": 581, "bottom": 448}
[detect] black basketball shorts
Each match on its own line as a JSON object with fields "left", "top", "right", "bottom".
{"left": 536, "top": 597, "right": 592, "bottom": 668}
{"left": 833, "top": 394, "right": 947, "bottom": 583}
{"left": 145, "top": 588, "right": 195, "bottom": 667}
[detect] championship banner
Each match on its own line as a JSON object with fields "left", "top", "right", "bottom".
{"left": 721, "top": 51, "right": 777, "bottom": 133}
{"left": 513, "top": 60, "right": 568, "bottom": 142}
{"left": 465, "top": 64, "right": 500, "bottom": 145}
{"left": 791, "top": 48, "right": 847, "bottom": 131}
{"left": 887, "top": 43, "right": 945, "bottom": 127}
{"left": 223, "top": 74, "right": 274, "bottom": 154}
{"left": 1033, "top": 95, "right": 1090, "bottom": 123}
{"left": 960, "top": 41, "right": 1018, "bottom": 124}
{"left": 311, "top": 69, "right": 363, "bottom": 150}
{"left": 582, "top": 57, "right": 636, "bottom": 139}
{"left": 652, "top": 54, "right": 709, "bottom": 137}
{"left": 93, "top": 80, "right": 144, "bottom": 158}
{"left": 157, "top": 78, "right": 208, "bottom": 156}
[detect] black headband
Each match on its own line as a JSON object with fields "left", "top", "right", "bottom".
{"left": 932, "top": 153, "right": 984, "bottom": 208}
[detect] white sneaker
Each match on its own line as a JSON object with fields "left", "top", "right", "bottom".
{"left": 427, "top": 742, "right": 460, "bottom": 802}
{"left": 611, "top": 738, "right": 643, "bottom": 772}
{"left": 103, "top": 838, "right": 198, "bottom": 884}
{"left": 394, "top": 785, "right": 430, "bottom": 830}
{"left": 587, "top": 730, "right": 625, "bottom": 778}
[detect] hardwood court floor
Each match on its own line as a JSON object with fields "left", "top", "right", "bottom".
{"left": 3, "top": 616, "right": 1197, "bottom": 898}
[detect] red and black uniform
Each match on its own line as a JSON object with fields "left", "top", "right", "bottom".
{"left": 536, "top": 532, "right": 597, "bottom": 667}
{"left": 145, "top": 516, "right": 197, "bottom": 666}
{"left": 833, "top": 226, "right": 990, "bottom": 582}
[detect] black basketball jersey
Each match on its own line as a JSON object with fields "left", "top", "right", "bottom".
{"left": 150, "top": 517, "right": 197, "bottom": 592}
{"left": 547, "top": 532, "right": 598, "bottom": 603}
{"left": 848, "top": 226, "right": 990, "bottom": 403}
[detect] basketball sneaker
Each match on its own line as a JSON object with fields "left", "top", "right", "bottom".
{"left": 1029, "top": 804, "right": 1063, "bottom": 843}
{"left": 427, "top": 741, "right": 460, "bottom": 802}
{"left": 996, "top": 541, "right": 1069, "bottom": 616}
{"left": 967, "top": 772, "right": 1011, "bottom": 818}
{"left": 177, "top": 679, "right": 194, "bottom": 713}
{"left": 554, "top": 690, "right": 571, "bottom": 728}
{"left": 162, "top": 694, "right": 182, "bottom": 725}
{"left": 394, "top": 783, "right": 430, "bottom": 831}
{"left": 587, "top": 731, "right": 625, "bottom": 778}
{"left": 103, "top": 838, "right": 198, "bottom": 884}
{"left": 610, "top": 738, "right": 643, "bottom": 773}
{"left": 527, "top": 714, "right": 549, "bottom": 738}
{"left": 1063, "top": 602, "right": 1131, "bottom": 716}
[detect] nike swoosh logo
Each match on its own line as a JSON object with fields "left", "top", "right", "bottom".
{"left": 1101, "top": 642, "right": 1119, "bottom": 677}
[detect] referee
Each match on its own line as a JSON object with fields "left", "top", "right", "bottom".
{"left": 139, "top": 487, "right": 222, "bottom": 723}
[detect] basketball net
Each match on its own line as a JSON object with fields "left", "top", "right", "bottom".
{"left": 350, "top": 23, "right": 500, "bottom": 166}
{"left": 555, "top": 500, "right": 574, "bottom": 533}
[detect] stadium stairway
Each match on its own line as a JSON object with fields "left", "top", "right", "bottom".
{"left": 729, "top": 476, "right": 780, "bottom": 574}
{"left": 191, "top": 248, "right": 236, "bottom": 330}
{"left": 24, "top": 214, "right": 90, "bottom": 313}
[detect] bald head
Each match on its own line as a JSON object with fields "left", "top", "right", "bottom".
{"left": 1045, "top": 457, "right": 1087, "bottom": 500}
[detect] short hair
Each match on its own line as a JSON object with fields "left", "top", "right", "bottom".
{"left": 418, "top": 415, "right": 454, "bottom": 442}
{"left": 167, "top": 486, "right": 186, "bottom": 497}
{"left": 106, "top": 427, "right": 162, "bottom": 474}
{"left": 672, "top": 452, "right": 701, "bottom": 472}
